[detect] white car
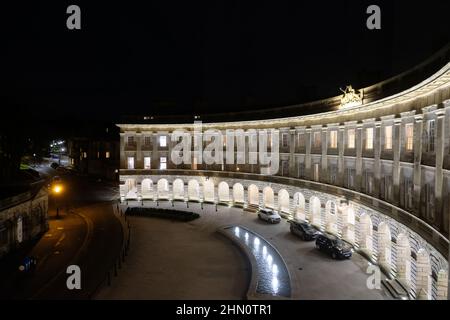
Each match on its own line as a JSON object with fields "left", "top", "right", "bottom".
{"left": 258, "top": 208, "right": 281, "bottom": 224}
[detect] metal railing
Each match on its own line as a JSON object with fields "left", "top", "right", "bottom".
{"left": 89, "top": 201, "right": 131, "bottom": 298}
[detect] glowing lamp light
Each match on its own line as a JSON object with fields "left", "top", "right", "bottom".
{"left": 53, "top": 185, "right": 63, "bottom": 194}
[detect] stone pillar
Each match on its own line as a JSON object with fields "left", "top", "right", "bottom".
{"left": 413, "top": 115, "right": 424, "bottom": 216}
{"left": 434, "top": 109, "right": 446, "bottom": 230}
{"left": 373, "top": 123, "right": 381, "bottom": 198}
{"left": 436, "top": 270, "right": 448, "bottom": 300}
{"left": 355, "top": 124, "right": 363, "bottom": 192}
{"left": 136, "top": 132, "right": 142, "bottom": 169}
{"left": 119, "top": 132, "right": 125, "bottom": 170}
{"left": 337, "top": 126, "right": 345, "bottom": 187}
{"left": 289, "top": 129, "right": 296, "bottom": 176}
{"left": 305, "top": 128, "right": 312, "bottom": 180}
{"left": 321, "top": 127, "right": 328, "bottom": 183}
{"left": 152, "top": 132, "right": 159, "bottom": 170}
{"left": 392, "top": 119, "right": 402, "bottom": 206}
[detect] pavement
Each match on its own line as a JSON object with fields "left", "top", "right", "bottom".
{"left": 96, "top": 201, "right": 390, "bottom": 300}
{"left": 0, "top": 161, "right": 124, "bottom": 299}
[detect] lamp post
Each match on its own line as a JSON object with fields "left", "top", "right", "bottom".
{"left": 53, "top": 184, "right": 63, "bottom": 218}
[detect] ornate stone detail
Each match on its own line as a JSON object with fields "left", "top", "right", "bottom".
{"left": 340, "top": 85, "right": 363, "bottom": 109}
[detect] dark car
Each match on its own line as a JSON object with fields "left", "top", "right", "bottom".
{"left": 289, "top": 220, "right": 321, "bottom": 241}
{"left": 50, "top": 162, "right": 59, "bottom": 169}
{"left": 315, "top": 234, "right": 353, "bottom": 259}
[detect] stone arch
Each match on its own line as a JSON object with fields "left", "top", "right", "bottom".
{"left": 248, "top": 184, "right": 259, "bottom": 206}
{"left": 377, "top": 222, "right": 392, "bottom": 273}
{"left": 203, "top": 179, "right": 215, "bottom": 203}
{"left": 218, "top": 181, "right": 230, "bottom": 203}
{"left": 263, "top": 186, "right": 275, "bottom": 209}
{"left": 172, "top": 178, "right": 185, "bottom": 200}
{"left": 232, "top": 183, "right": 245, "bottom": 205}
{"left": 125, "top": 178, "right": 137, "bottom": 199}
{"left": 415, "top": 248, "right": 432, "bottom": 300}
{"left": 396, "top": 233, "right": 411, "bottom": 286}
{"left": 337, "top": 203, "right": 356, "bottom": 244}
{"left": 293, "top": 192, "right": 306, "bottom": 221}
{"left": 309, "top": 196, "right": 321, "bottom": 228}
{"left": 325, "top": 200, "right": 338, "bottom": 235}
{"left": 358, "top": 213, "right": 373, "bottom": 257}
{"left": 157, "top": 178, "right": 169, "bottom": 200}
{"left": 141, "top": 178, "right": 153, "bottom": 199}
{"left": 188, "top": 179, "right": 200, "bottom": 201}
{"left": 278, "top": 189, "right": 290, "bottom": 214}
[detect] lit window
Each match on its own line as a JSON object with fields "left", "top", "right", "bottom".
{"left": 347, "top": 129, "right": 355, "bottom": 149}
{"left": 405, "top": 123, "right": 414, "bottom": 151}
{"left": 144, "top": 157, "right": 151, "bottom": 169}
{"left": 159, "top": 136, "right": 167, "bottom": 147}
{"left": 105, "top": 151, "right": 110, "bottom": 159}
{"left": 365, "top": 127, "right": 374, "bottom": 150}
{"left": 160, "top": 157, "right": 167, "bottom": 170}
{"left": 97, "top": 151, "right": 100, "bottom": 159}
{"left": 83, "top": 152, "right": 87, "bottom": 159}
{"left": 384, "top": 126, "right": 393, "bottom": 150}
{"left": 313, "top": 163, "right": 320, "bottom": 181}
{"left": 127, "top": 157, "right": 134, "bottom": 169}
{"left": 313, "top": 132, "right": 321, "bottom": 148}
{"left": 329, "top": 130, "right": 338, "bottom": 148}
{"left": 297, "top": 133, "right": 302, "bottom": 148}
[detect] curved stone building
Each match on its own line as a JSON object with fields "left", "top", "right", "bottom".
{"left": 117, "top": 46, "right": 450, "bottom": 300}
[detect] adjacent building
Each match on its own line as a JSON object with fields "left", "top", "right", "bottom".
{"left": 68, "top": 124, "right": 120, "bottom": 181}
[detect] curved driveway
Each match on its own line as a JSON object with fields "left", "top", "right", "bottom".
{"left": 98, "top": 200, "right": 389, "bottom": 300}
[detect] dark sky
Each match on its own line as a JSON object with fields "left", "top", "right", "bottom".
{"left": 0, "top": 1, "right": 449, "bottom": 133}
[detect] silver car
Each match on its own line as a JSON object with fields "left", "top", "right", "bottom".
{"left": 258, "top": 208, "right": 281, "bottom": 223}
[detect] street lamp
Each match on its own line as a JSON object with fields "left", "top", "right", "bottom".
{"left": 53, "top": 184, "right": 63, "bottom": 218}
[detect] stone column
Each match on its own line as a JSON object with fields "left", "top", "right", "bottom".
{"left": 136, "top": 132, "right": 142, "bottom": 169}
{"left": 338, "top": 126, "right": 345, "bottom": 187}
{"left": 305, "top": 128, "right": 312, "bottom": 180}
{"left": 392, "top": 119, "right": 402, "bottom": 206}
{"left": 373, "top": 122, "right": 382, "bottom": 198}
{"left": 321, "top": 127, "right": 328, "bottom": 183}
{"left": 436, "top": 270, "right": 448, "bottom": 300}
{"left": 289, "top": 129, "right": 296, "bottom": 176}
{"left": 152, "top": 132, "right": 159, "bottom": 170}
{"left": 355, "top": 124, "right": 363, "bottom": 192}
{"left": 434, "top": 109, "right": 446, "bottom": 230}
{"left": 413, "top": 115, "right": 424, "bottom": 216}
{"left": 119, "top": 132, "right": 125, "bottom": 170}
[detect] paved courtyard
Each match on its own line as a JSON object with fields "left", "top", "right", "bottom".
{"left": 96, "top": 201, "right": 389, "bottom": 300}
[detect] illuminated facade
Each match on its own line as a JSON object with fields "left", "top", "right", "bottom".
{"left": 117, "top": 50, "right": 450, "bottom": 300}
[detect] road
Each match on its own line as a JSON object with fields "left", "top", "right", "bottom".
{"left": 0, "top": 161, "right": 123, "bottom": 299}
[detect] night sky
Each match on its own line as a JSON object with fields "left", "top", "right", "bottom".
{"left": 0, "top": 1, "right": 449, "bottom": 137}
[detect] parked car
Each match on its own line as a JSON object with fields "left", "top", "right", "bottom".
{"left": 289, "top": 220, "right": 321, "bottom": 240}
{"left": 50, "top": 162, "right": 59, "bottom": 169}
{"left": 257, "top": 208, "right": 281, "bottom": 224}
{"left": 315, "top": 233, "right": 353, "bottom": 259}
